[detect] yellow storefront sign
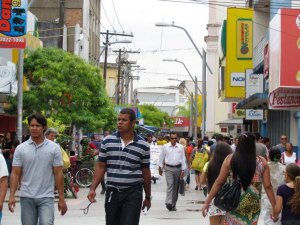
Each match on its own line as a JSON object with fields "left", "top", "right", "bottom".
{"left": 236, "top": 19, "right": 253, "bottom": 59}
{"left": 222, "top": 8, "right": 253, "bottom": 101}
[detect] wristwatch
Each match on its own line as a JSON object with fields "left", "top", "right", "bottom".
{"left": 145, "top": 195, "right": 152, "bottom": 200}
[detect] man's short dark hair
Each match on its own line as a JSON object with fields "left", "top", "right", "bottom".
{"left": 27, "top": 113, "right": 47, "bottom": 128}
{"left": 253, "top": 132, "right": 262, "bottom": 141}
{"left": 170, "top": 132, "right": 177, "bottom": 136}
{"left": 120, "top": 108, "right": 136, "bottom": 121}
{"left": 215, "top": 134, "right": 224, "bottom": 142}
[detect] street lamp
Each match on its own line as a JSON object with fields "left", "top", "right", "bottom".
{"left": 156, "top": 22, "right": 210, "bottom": 139}
{"left": 102, "top": 39, "right": 132, "bottom": 80}
{"left": 155, "top": 22, "right": 212, "bottom": 74}
{"left": 163, "top": 59, "right": 201, "bottom": 94}
{"left": 168, "top": 79, "right": 191, "bottom": 96}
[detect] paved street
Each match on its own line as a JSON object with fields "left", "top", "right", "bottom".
{"left": 2, "top": 174, "right": 264, "bottom": 225}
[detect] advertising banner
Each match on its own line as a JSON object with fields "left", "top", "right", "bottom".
{"left": 246, "top": 109, "right": 263, "bottom": 120}
{"left": 269, "top": 88, "right": 300, "bottom": 109}
{"left": 173, "top": 117, "right": 190, "bottom": 127}
{"left": 245, "top": 69, "right": 264, "bottom": 98}
{"left": 280, "top": 9, "right": 300, "bottom": 88}
{"left": 236, "top": 19, "right": 253, "bottom": 59}
{"left": 223, "top": 8, "right": 253, "bottom": 101}
{"left": 0, "top": 0, "right": 28, "bottom": 48}
{"left": 269, "top": 8, "right": 300, "bottom": 93}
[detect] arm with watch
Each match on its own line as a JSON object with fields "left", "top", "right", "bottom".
{"left": 142, "top": 167, "right": 152, "bottom": 211}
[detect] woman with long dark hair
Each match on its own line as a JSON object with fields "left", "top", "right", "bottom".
{"left": 201, "top": 132, "right": 276, "bottom": 225}
{"left": 206, "top": 142, "right": 232, "bottom": 225}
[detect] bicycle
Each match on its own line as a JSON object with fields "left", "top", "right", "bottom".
{"left": 69, "top": 157, "right": 95, "bottom": 188}
{"left": 64, "top": 169, "right": 79, "bottom": 199}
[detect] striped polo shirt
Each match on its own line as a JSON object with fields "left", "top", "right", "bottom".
{"left": 99, "top": 132, "right": 150, "bottom": 188}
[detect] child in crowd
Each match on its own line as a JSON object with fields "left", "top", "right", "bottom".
{"left": 273, "top": 163, "right": 300, "bottom": 224}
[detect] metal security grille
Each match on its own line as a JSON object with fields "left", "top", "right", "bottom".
{"left": 267, "top": 110, "right": 290, "bottom": 147}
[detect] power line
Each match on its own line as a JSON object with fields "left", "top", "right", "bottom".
{"left": 101, "top": 1, "right": 115, "bottom": 31}
{"left": 112, "top": 0, "right": 125, "bottom": 32}
{"left": 159, "top": 0, "right": 300, "bottom": 40}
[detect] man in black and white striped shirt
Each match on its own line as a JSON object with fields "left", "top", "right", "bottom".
{"left": 88, "top": 108, "right": 151, "bottom": 225}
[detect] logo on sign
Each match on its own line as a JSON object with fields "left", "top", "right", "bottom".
{"left": 269, "top": 91, "right": 300, "bottom": 108}
{"left": 231, "top": 73, "right": 245, "bottom": 87}
{"left": 0, "top": 0, "right": 27, "bottom": 37}
{"left": 240, "top": 22, "right": 250, "bottom": 54}
{"left": 246, "top": 109, "right": 263, "bottom": 120}
{"left": 296, "top": 14, "right": 300, "bottom": 29}
{"left": 175, "top": 118, "right": 183, "bottom": 125}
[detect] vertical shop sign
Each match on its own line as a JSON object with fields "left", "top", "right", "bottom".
{"left": 236, "top": 19, "right": 253, "bottom": 59}
{"left": 0, "top": 0, "right": 28, "bottom": 48}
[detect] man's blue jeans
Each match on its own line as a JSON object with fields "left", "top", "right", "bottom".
{"left": 20, "top": 197, "right": 54, "bottom": 225}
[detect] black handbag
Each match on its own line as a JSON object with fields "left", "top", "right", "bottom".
{"left": 214, "top": 174, "right": 242, "bottom": 211}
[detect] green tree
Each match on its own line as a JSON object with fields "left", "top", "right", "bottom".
{"left": 139, "top": 104, "right": 173, "bottom": 128}
{"left": 6, "top": 47, "right": 116, "bottom": 132}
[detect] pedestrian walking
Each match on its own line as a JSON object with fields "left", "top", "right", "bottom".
{"left": 281, "top": 142, "right": 298, "bottom": 166}
{"left": 158, "top": 132, "right": 186, "bottom": 211}
{"left": 202, "top": 132, "right": 276, "bottom": 225}
{"left": 272, "top": 163, "right": 300, "bottom": 224}
{"left": 276, "top": 135, "right": 288, "bottom": 153}
{"left": 0, "top": 153, "right": 8, "bottom": 223}
{"left": 261, "top": 147, "right": 285, "bottom": 225}
{"left": 8, "top": 113, "right": 68, "bottom": 225}
{"left": 87, "top": 108, "right": 151, "bottom": 225}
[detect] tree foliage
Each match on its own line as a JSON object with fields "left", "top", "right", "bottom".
{"left": 138, "top": 104, "right": 173, "bottom": 128}
{"left": 6, "top": 47, "right": 116, "bottom": 132}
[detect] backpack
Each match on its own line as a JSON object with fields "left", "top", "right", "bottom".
{"left": 191, "top": 148, "right": 209, "bottom": 172}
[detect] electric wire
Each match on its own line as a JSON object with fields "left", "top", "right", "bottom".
{"left": 158, "top": 0, "right": 300, "bottom": 40}
{"left": 112, "top": 0, "right": 125, "bottom": 32}
{"left": 101, "top": 1, "right": 115, "bottom": 31}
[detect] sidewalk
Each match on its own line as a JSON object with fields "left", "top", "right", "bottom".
{"left": 1, "top": 173, "right": 264, "bottom": 225}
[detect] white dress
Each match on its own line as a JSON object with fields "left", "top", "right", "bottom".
{"left": 282, "top": 152, "right": 297, "bottom": 165}
{"left": 261, "top": 161, "right": 286, "bottom": 225}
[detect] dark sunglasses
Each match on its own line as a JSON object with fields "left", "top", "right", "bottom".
{"left": 170, "top": 137, "right": 177, "bottom": 140}
{"left": 281, "top": 137, "right": 287, "bottom": 140}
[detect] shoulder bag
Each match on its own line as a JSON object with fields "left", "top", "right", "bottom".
{"left": 214, "top": 170, "right": 242, "bottom": 211}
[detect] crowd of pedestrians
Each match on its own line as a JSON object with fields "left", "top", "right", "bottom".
{"left": 1, "top": 110, "right": 300, "bottom": 225}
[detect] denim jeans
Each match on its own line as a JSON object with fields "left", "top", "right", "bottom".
{"left": 105, "top": 186, "right": 143, "bottom": 225}
{"left": 20, "top": 197, "right": 54, "bottom": 225}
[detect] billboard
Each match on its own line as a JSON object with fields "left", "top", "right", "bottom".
{"left": 222, "top": 8, "right": 253, "bottom": 101}
{"left": 0, "top": 0, "right": 28, "bottom": 48}
{"left": 269, "top": 8, "right": 300, "bottom": 93}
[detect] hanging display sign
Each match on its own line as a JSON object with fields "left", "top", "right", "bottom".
{"left": 269, "top": 88, "right": 300, "bottom": 109}
{"left": 0, "top": 0, "right": 28, "bottom": 48}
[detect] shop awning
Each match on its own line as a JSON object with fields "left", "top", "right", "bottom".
{"left": 236, "top": 93, "right": 268, "bottom": 109}
{"left": 217, "top": 119, "right": 243, "bottom": 126}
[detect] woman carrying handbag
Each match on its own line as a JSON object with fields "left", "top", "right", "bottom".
{"left": 202, "top": 133, "right": 276, "bottom": 225}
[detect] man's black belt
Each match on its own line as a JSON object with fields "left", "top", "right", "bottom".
{"left": 166, "top": 164, "right": 182, "bottom": 168}
{"left": 106, "top": 184, "right": 142, "bottom": 193}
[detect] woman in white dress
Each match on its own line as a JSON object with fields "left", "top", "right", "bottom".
{"left": 282, "top": 143, "right": 297, "bottom": 166}
{"left": 261, "top": 147, "right": 285, "bottom": 225}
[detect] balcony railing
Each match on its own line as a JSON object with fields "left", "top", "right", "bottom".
{"left": 253, "top": 30, "right": 269, "bottom": 70}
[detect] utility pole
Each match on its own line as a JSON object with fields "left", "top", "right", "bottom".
{"left": 101, "top": 31, "right": 133, "bottom": 81}
{"left": 202, "top": 49, "right": 207, "bottom": 137}
{"left": 58, "top": 0, "right": 65, "bottom": 48}
{"left": 194, "top": 76, "right": 198, "bottom": 146}
{"left": 189, "top": 93, "right": 193, "bottom": 139}
{"left": 113, "top": 49, "right": 140, "bottom": 104}
{"left": 116, "top": 49, "right": 122, "bottom": 104}
{"left": 103, "top": 30, "right": 109, "bottom": 80}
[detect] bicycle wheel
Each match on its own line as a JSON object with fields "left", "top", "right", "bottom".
{"left": 65, "top": 173, "right": 78, "bottom": 199}
{"left": 75, "top": 168, "right": 94, "bottom": 188}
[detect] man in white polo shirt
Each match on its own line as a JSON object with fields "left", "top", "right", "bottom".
{"left": 8, "top": 113, "right": 67, "bottom": 225}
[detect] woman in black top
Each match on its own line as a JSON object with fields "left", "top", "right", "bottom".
{"left": 273, "top": 163, "right": 300, "bottom": 224}
{"left": 2, "top": 132, "right": 14, "bottom": 174}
